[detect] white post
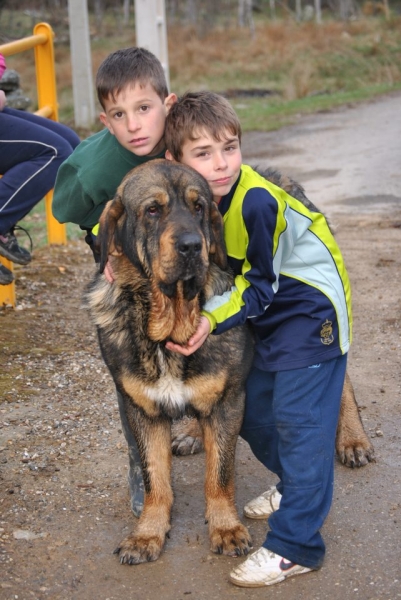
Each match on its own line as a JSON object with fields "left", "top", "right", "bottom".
{"left": 134, "top": 0, "right": 170, "bottom": 90}
{"left": 67, "top": 0, "right": 96, "bottom": 128}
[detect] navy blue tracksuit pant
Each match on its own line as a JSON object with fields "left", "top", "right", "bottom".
{"left": 0, "top": 107, "right": 80, "bottom": 235}
{"left": 240, "top": 354, "right": 347, "bottom": 570}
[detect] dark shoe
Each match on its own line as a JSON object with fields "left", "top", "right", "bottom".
{"left": 0, "top": 227, "right": 31, "bottom": 265}
{"left": 0, "top": 263, "right": 14, "bottom": 285}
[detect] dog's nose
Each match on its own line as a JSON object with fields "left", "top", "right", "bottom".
{"left": 177, "top": 232, "right": 202, "bottom": 257}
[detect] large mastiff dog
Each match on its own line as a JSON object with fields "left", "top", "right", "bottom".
{"left": 85, "top": 159, "right": 373, "bottom": 565}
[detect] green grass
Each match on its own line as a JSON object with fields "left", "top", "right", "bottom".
{"left": 232, "top": 82, "right": 401, "bottom": 131}
{"left": 18, "top": 199, "right": 83, "bottom": 250}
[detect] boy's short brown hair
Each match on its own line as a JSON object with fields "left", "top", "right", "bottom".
{"left": 96, "top": 47, "right": 169, "bottom": 108}
{"left": 164, "top": 91, "right": 242, "bottom": 161}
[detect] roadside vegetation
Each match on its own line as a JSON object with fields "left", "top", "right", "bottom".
{"left": 1, "top": 8, "right": 400, "bottom": 134}
{"left": 0, "top": 6, "right": 400, "bottom": 244}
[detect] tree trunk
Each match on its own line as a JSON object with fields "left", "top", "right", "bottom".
{"left": 295, "top": 0, "right": 302, "bottom": 21}
{"left": 314, "top": 0, "right": 322, "bottom": 23}
{"left": 94, "top": 0, "right": 103, "bottom": 34}
{"left": 382, "top": 0, "right": 390, "bottom": 20}
{"left": 186, "top": 0, "right": 196, "bottom": 24}
{"left": 269, "top": 0, "right": 276, "bottom": 20}
{"left": 123, "top": 0, "right": 131, "bottom": 25}
{"left": 238, "top": 0, "right": 255, "bottom": 36}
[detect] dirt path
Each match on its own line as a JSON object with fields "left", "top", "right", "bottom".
{"left": 1, "top": 93, "right": 401, "bottom": 600}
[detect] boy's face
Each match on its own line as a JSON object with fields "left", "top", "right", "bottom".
{"left": 167, "top": 129, "right": 242, "bottom": 202}
{"left": 100, "top": 83, "right": 176, "bottom": 157}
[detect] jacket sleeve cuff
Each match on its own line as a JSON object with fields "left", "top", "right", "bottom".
{"left": 201, "top": 310, "right": 217, "bottom": 333}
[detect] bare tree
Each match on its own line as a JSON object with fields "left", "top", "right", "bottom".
{"left": 314, "top": 0, "right": 322, "bottom": 23}
{"left": 238, "top": 0, "right": 255, "bottom": 36}
{"left": 93, "top": 0, "right": 104, "bottom": 33}
{"left": 123, "top": 0, "right": 131, "bottom": 25}
{"left": 269, "top": 0, "right": 276, "bottom": 20}
{"left": 186, "top": 0, "right": 196, "bottom": 23}
{"left": 295, "top": 0, "right": 302, "bottom": 21}
{"left": 336, "top": 0, "right": 359, "bottom": 20}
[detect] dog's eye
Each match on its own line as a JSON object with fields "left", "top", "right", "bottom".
{"left": 194, "top": 203, "right": 203, "bottom": 214}
{"left": 147, "top": 205, "right": 159, "bottom": 216}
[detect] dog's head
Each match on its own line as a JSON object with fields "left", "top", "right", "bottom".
{"left": 97, "top": 159, "right": 227, "bottom": 301}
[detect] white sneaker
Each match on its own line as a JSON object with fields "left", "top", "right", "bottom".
{"left": 243, "top": 486, "right": 282, "bottom": 519}
{"left": 229, "top": 547, "right": 312, "bottom": 588}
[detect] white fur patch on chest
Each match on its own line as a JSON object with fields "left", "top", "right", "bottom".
{"left": 145, "top": 348, "right": 194, "bottom": 411}
{"left": 145, "top": 375, "right": 194, "bottom": 411}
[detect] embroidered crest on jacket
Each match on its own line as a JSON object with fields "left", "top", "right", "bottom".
{"left": 320, "top": 319, "right": 334, "bottom": 345}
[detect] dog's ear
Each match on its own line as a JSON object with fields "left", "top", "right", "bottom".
{"left": 97, "top": 194, "right": 125, "bottom": 273}
{"left": 209, "top": 201, "right": 227, "bottom": 270}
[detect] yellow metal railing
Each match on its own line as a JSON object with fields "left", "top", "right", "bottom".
{"left": 0, "top": 22, "right": 66, "bottom": 307}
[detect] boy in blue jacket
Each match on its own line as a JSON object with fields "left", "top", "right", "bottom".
{"left": 164, "top": 91, "right": 351, "bottom": 588}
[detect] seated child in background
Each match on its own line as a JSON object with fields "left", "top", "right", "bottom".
{"left": 52, "top": 46, "right": 177, "bottom": 516}
{"left": 164, "top": 91, "right": 352, "bottom": 588}
{"left": 0, "top": 53, "right": 80, "bottom": 285}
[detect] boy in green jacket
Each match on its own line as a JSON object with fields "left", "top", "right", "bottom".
{"left": 53, "top": 46, "right": 176, "bottom": 257}
{"left": 52, "top": 46, "right": 176, "bottom": 516}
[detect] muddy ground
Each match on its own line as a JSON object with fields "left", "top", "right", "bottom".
{"left": 1, "top": 93, "right": 400, "bottom": 600}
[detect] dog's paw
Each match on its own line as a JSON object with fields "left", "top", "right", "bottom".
{"left": 336, "top": 437, "right": 375, "bottom": 468}
{"left": 114, "top": 533, "right": 164, "bottom": 565}
{"left": 171, "top": 417, "right": 204, "bottom": 456}
{"left": 171, "top": 433, "right": 203, "bottom": 456}
{"left": 210, "top": 523, "right": 252, "bottom": 557}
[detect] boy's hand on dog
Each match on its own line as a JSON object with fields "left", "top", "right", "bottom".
{"left": 0, "top": 90, "right": 6, "bottom": 111}
{"left": 103, "top": 259, "right": 115, "bottom": 283}
{"left": 166, "top": 316, "right": 211, "bottom": 355}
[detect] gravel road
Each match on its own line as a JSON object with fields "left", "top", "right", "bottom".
{"left": 242, "top": 91, "right": 401, "bottom": 213}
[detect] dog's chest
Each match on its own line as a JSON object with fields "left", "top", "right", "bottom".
{"left": 147, "top": 375, "right": 194, "bottom": 412}
{"left": 142, "top": 347, "right": 195, "bottom": 412}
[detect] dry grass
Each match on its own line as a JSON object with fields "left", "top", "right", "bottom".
{"left": 167, "top": 18, "right": 401, "bottom": 96}
{"left": 2, "top": 15, "right": 401, "bottom": 133}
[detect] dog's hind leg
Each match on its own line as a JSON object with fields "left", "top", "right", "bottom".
{"left": 116, "top": 390, "right": 144, "bottom": 517}
{"left": 336, "top": 372, "right": 375, "bottom": 467}
{"left": 174, "top": 377, "right": 375, "bottom": 469}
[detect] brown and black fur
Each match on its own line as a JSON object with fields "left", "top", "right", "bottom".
{"left": 85, "top": 159, "right": 254, "bottom": 564}
{"left": 85, "top": 159, "right": 374, "bottom": 565}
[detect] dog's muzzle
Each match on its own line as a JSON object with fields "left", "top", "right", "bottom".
{"left": 158, "top": 231, "right": 207, "bottom": 300}
{"left": 176, "top": 232, "right": 202, "bottom": 261}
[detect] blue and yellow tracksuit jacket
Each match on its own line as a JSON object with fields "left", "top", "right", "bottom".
{"left": 203, "top": 164, "right": 352, "bottom": 372}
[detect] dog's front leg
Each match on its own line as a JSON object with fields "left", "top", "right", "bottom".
{"left": 114, "top": 402, "right": 173, "bottom": 565}
{"left": 200, "top": 408, "right": 252, "bottom": 557}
